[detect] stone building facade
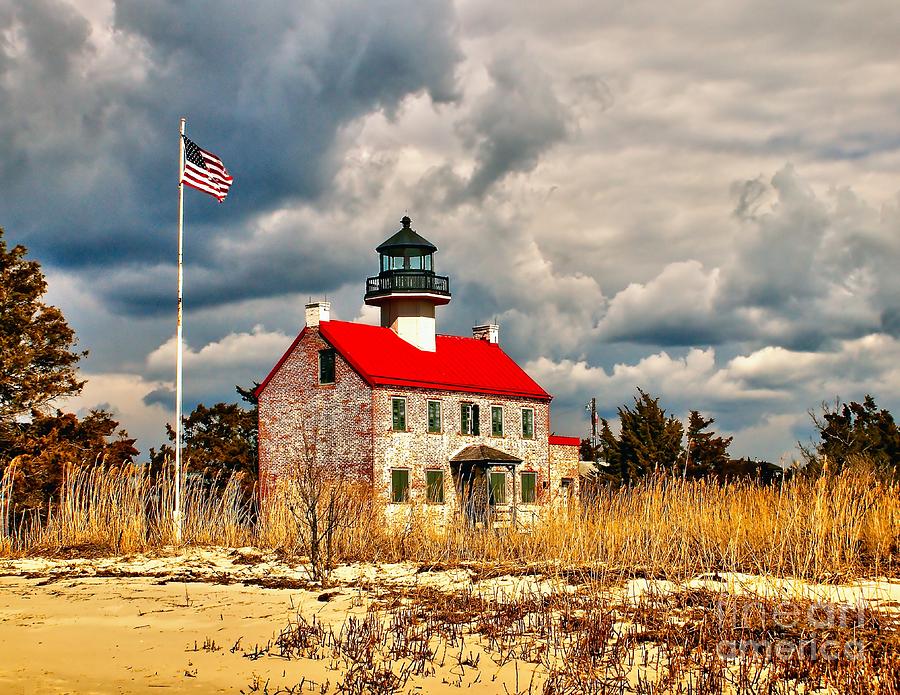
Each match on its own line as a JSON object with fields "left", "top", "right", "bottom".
{"left": 255, "top": 217, "right": 581, "bottom": 522}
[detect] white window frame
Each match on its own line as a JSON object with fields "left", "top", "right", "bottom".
{"left": 391, "top": 396, "right": 407, "bottom": 432}
{"left": 521, "top": 407, "right": 535, "bottom": 439}
{"left": 427, "top": 399, "right": 442, "bottom": 434}
{"left": 491, "top": 404, "right": 504, "bottom": 437}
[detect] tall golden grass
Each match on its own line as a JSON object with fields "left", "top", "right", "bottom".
{"left": 1, "top": 460, "right": 897, "bottom": 580}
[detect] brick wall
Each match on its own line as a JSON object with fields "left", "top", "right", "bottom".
{"left": 370, "top": 386, "right": 556, "bottom": 511}
{"left": 257, "top": 327, "right": 374, "bottom": 497}
{"left": 549, "top": 442, "right": 581, "bottom": 504}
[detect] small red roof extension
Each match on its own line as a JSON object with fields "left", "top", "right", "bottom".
{"left": 255, "top": 320, "right": 551, "bottom": 400}
{"left": 548, "top": 435, "right": 581, "bottom": 447}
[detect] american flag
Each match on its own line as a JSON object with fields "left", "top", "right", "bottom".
{"left": 181, "top": 135, "right": 233, "bottom": 202}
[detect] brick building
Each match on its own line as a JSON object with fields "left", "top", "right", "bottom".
{"left": 255, "top": 216, "right": 580, "bottom": 524}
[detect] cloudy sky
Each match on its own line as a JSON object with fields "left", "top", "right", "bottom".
{"left": 3, "top": 0, "right": 900, "bottom": 462}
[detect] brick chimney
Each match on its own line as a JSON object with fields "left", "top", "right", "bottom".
{"left": 472, "top": 324, "right": 499, "bottom": 344}
{"left": 305, "top": 301, "right": 331, "bottom": 328}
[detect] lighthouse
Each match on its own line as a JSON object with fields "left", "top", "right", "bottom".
{"left": 363, "top": 216, "right": 451, "bottom": 351}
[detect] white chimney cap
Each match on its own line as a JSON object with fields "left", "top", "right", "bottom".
{"left": 472, "top": 324, "right": 499, "bottom": 344}
{"left": 305, "top": 301, "right": 331, "bottom": 328}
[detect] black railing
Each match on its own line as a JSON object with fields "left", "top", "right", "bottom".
{"left": 365, "top": 271, "right": 450, "bottom": 297}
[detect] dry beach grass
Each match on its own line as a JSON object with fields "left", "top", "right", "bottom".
{"left": 1, "top": 461, "right": 898, "bottom": 582}
{"left": 1, "top": 461, "right": 899, "bottom": 693}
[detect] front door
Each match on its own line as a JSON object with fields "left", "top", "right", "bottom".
{"left": 452, "top": 462, "right": 489, "bottom": 527}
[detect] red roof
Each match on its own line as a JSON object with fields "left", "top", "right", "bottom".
{"left": 548, "top": 435, "right": 581, "bottom": 447}
{"left": 256, "top": 320, "right": 551, "bottom": 400}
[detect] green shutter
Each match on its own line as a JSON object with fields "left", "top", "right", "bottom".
{"left": 522, "top": 408, "right": 534, "bottom": 439}
{"left": 391, "top": 469, "right": 409, "bottom": 503}
{"left": 426, "top": 470, "right": 444, "bottom": 504}
{"left": 392, "top": 398, "right": 406, "bottom": 431}
{"left": 521, "top": 472, "right": 537, "bottom": 503}
{"left": 461, "top": 403, "right": 480, "bottom": 435}
{"left": 489, "top": 471, "right": 506, "bottom": 505}
{"left": 491, "top": 406, "right": 503, "bottom": 437}
{"left": 428, "top": 401, "right": 441, "bottom": 433}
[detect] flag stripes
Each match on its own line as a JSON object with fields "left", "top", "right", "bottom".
{"left": 181, "top": 135, "right": 233, "bottom": 202}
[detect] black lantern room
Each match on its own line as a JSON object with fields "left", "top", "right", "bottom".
{"left": 364, "top": 216, "right": 451, "bottom": 304}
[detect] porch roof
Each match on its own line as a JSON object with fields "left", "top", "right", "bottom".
{"left": 450, "top": 444, "right": 522, "bottom": 465}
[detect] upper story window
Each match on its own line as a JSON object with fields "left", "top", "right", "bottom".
{"left": 392, "top": 397, "right": 407, "bottom": 431}
{"left": 427, "top": 400, "right": 442, "bottom": 434}
{"left": 491, "top": 405, "right": 503, "bottom": 437}
{"left": 460, "top": 402, "right": 480, "bottom": 435}
{"left": 521, "top": 408, "right": 534, "bottom": 439}
{"left": 318, "top": 349, "right": 335, "bottom": 384}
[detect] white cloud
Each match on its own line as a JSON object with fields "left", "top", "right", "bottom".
{"left": 531, "top": 333, "right": 900, "bottom": 461}
{"left": 597, "top": 261, "right": 721, "bottom": 344}
{"left": 146, "top": 325, "right": 292, "bottom": 391}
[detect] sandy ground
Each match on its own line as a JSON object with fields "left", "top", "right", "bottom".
{"left": 1, "top": 548, "right": 899, "bottom": 694}
{"left": 0, "top": 548, "right": 547, "bottom": 694}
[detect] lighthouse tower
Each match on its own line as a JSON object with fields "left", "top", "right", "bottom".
{"left": 363, "top": 216, "right": 451, "bottom": 351}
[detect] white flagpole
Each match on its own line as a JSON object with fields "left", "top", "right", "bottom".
{"left": 175, "top": 117, "right": 186, "bottom": 544}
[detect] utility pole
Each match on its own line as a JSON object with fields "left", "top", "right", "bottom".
{"left": 584, "top": 397, "right": 597, "bottom": 450}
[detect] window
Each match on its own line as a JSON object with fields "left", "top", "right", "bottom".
{"left": 461, "top": 403, "right": 480, "bottom": 435}
{"left": 391, "top": 469, "right": 409, "bottom": 503}
{"left": 491, "top": 405, "right": 503, "bottom": 437}
{"left": 427, "top": 400, "right": 442, "bottom": 433}
{"left": 521, "top": 408, "right": 534, "bottom": 439}
{"left": 521, "top": 472, "right": 537, "bottom": 504}
{"left": 489, "top": 471, "right": 507, "bottom": 505}
{"left": 561, "top": 478, "right": 574, "bottom": 499}
{"left": 392, "top": 397, "right": 407, "bottom": 431}
{"left": 318, "top": 349, "right": 335, "bottom": 384}
{"left": 426, "top": 470, "right": 445, "bottom": 504}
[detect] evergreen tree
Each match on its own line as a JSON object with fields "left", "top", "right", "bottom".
{"left": 150, "top": 391, "right": 258, "bottom": 494}
{"left": 805, "top": 395, "right": 900, "bottom": 474}
{"left": 0, "top": 229, "right": 84, "bottom": 420}
{"left": 681, "top": 410, "right": 732, "bottom": 478}
{"left": 601, "top": 389, "right": 684, "bottom": 484}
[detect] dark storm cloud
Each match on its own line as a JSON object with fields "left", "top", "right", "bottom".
{"left": 0, "top": 0, "right": 461, "bottom": 308}
{"left": 142, "top": 387, "right": 174, "bottom": 411}
{"left": 458, "top": 52, "right": 569, "bottom": 199}
{"left": 96, "top": 216, "right": 373, "bottom": 316}
{"left": 419, "top": 50, "right": 570, "bottom": 204}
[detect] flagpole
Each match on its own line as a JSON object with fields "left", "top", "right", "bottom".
{"left": 175, "top": 117, "right": 186, "bottom": 544}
